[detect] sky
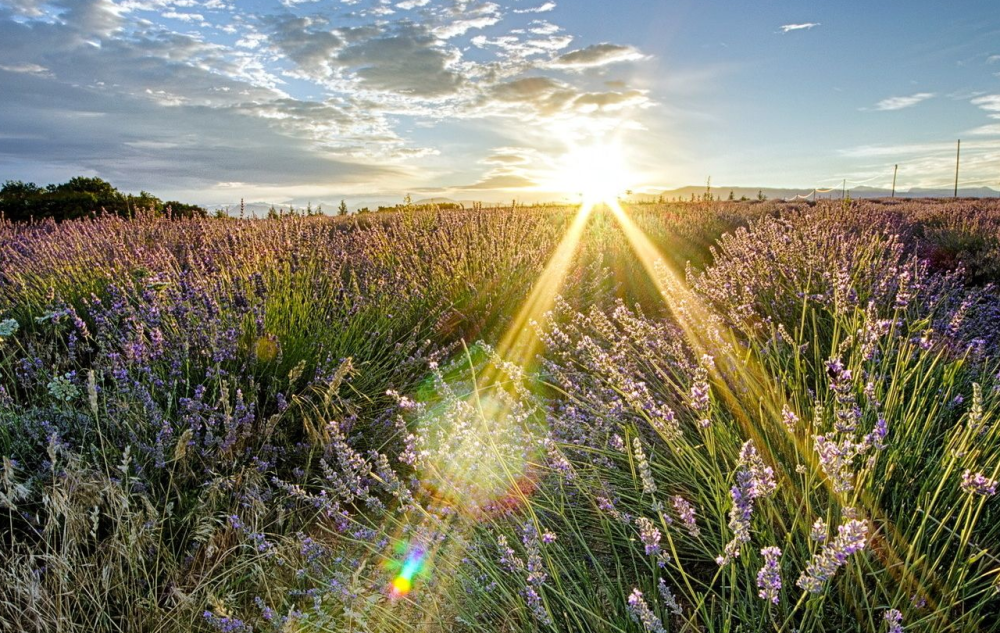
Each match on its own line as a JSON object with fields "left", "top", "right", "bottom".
{"left": 1, "top": 0, "right": 999, "bottom": 206}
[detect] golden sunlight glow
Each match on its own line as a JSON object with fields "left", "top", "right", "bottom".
{"left": 549, "top": 142, "right": 632, "bottom": 203}
{"left": 380, "top": 150, "right": 929, "bottom": 624}
{"left": 494, "top": 201, "right": 595, "bottom": 369}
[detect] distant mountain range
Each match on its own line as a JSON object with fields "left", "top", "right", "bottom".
{"left": 203, "top": 185, "right": 1000, "bottom": 216}
{"left": 646, "top": 185, "right": 1000, "bottom": 202}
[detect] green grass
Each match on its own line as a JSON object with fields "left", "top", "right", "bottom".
{"left": 1, "top": 200, "right": 999, "bottom": 632}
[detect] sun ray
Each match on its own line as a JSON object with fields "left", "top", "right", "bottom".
{"left": 380, "top": 201, "right": 597, "bottom": 616}
{"left": 605, "top": 198, "right": 945, "bottom": 616}
{"left": 494, "top": 201, "right": 596, "bottom": 370}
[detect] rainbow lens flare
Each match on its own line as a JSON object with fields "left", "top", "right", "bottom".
{"left": 390, "top": 545, "right": 426, "bottom": 598}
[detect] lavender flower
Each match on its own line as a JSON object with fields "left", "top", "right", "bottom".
{"left": 810, "top": 517, "right": 828, "bottom": 542}
{"left": 717, "top": 440, "right": 777, "bottom": 566}
{"left": 781, "top": 404, "right": 799, "bottom": 431}
{"left": 658, "top": 578, "right": 683, "bottom": 616}
{"left": 203, "top": 611, "right": 250, "bottom": 633}
{"left": 797, "top": 519, "right": 869, "bottom": 593}
{"left": 523, "top": 586, "right": 551, "bottom": 626}
{"left": 968, "top": 383, "right": 985, "bottom": 435}
{"left": 626, "top": 589, "right": 666, "bottom": 633}
{"left": 756, "top": 546, "right": 782, "bottom": 604}
{"left": 610, "top": 434, "right": 626, "bottom": 452}
{"left": 884, "top": 608, "right": 903, "bottom": 633}
{"left": 960, "top": 470, "right": 997, "bottom": 497}
{"left": 690, "top": 381, "right": 710, "bottom": 413}
{"left": 633, "top": 437, "right": 657, "bottom": 496}
{"left": 498, "top": 523, "right": 556, "bottom": 625}
{"left": 672, "top": 495, "right": 700, "bottom": 538}
{"left": 867, "top": 416, "right": 888, "bottom": 451}
{"left": 740, "top": 439, "right": 777, "bottom": 498}
{"left": 635, "top": 516, "right": 661, "bottom": 556}
{"left": 826, "top": 358, "right": 860, "bottom": 434}
{"left": 689, "top": 355, "right": 714, "bottom": 428}
{"left": 814, "top": 433, "right": 868, "bottom": 493}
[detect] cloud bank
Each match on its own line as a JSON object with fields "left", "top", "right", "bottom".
{"left": 0, "top": 0, "right": 653, "bottom": 201}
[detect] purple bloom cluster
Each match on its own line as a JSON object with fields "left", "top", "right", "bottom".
{"left": 810, "top": 517, "right": 828, "bottom": 542}
{"left": 884, "top": 608, "right": 903, "bottom": 633}
{"left": 671, "top": 495, "right": 700, "bottom": 538}
{"left": 658, "top": 578, "right": 683, "bottom": 616}
{"left": 626, "top": 589, "right": 666, "bottom": 633}
{"left": 781, "top": 404, "right": 799, "bottom": 431}
{"left": 496, "top": 522, "right": 557, "bottom": 626}
{"left": 797, "top": 519, "right": 869, "bottom": 593}
{"left": 633, "top": 437, "right": 658, "bottom": 496}
{"left": 756, "top": 546, "right": 782, "bottom": 604}
{"left": 635, "top": 516, "right": 661, "bottom": 556}
{"left": 960, "top": 469, "right": 997, "bottom": 497}
{"left": 203, "top": 611, "right": 251, "bottom": 633}
{"left": 689, "top": 354, "right": 714, "bottom": 428}
{"left": 717, "top": 440, "right": 777, "bottom": 566}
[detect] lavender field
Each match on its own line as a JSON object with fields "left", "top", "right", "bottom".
{"left": 2, "top": 199, "right": 1000, "bottom": 632}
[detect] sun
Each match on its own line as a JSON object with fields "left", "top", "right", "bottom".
{"left": 550, "top": 142, "right": 633, "bottom": 204}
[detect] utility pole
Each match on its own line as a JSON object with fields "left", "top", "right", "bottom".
{"left": 891, "top": 164, "right": 898, "bottom": 198}
{"left": 954, "top": 139, "right": 961, "bottom": 199}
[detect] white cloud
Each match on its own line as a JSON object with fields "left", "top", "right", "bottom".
{"left": 870, "top": 92, "right": 935, "bottom": 111}
{"left": 0, "top": 62, "right": 50, "bottom": 75}
{"left": 161, "top": 10, "right": 205, "bottom": 22}
{"left": 972, "top": 94, "right": 1000, "bottom": 112}
{"left": 968, "top": 124, "right": 1000, "bottom": 136}
{"left": 527, "top": 20, "right": 559, "bottom": 35}
{"left": 482, "top": 147, "right": 538, "bottom": 165}
{"left": 987, "top": 55, "right": 1000, "bottom": 64}
{"left": 967, "top": 95, "right": 1000, "bottom": 135}
{"left": 0, "top": 0, "right": 657, "bottom": 197}
{"left": 549, "top": 43, "right": 646, "bottom": 70}
{"left": 779, "top": 23, "right": 819, "bottom": 33}
{"left": 432, "top": 14, "right": 501, "bottom": 39}
{"left": 513, "top": 2, "right": 555, "bottom": 13}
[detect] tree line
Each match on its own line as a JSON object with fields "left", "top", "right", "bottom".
{"left": 0, "top": 177, "right": 206, "bottom": 222}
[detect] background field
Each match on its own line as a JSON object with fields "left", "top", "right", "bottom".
{"left": 2, "top": 199, "right": 1000, "bottom": 632}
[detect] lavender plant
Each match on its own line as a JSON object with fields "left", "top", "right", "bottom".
{"left": 2, "top": 199, "right": 1000, "bottom": 632}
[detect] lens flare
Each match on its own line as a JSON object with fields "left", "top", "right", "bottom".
{"left": 390, "top": 545, "right": 426, "bottom": 598}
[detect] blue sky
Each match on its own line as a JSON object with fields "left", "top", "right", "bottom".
{"left": 1, "top": 0, "right": 999, "bottom": 205}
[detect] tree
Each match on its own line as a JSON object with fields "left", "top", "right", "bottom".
{"left": 728, "top": 190, "right": 735, "bottom": 201}
{"left": 0, "top": 177, "right": 205, "bottom": 222}
{"left": 757, "top": 190, "right": 767, "bottom": 201}
{"left": 162, "top": 201, "right": 206, "bottom": 218}
{"left": 338, "top": 200, "right": 348, "bottom": 216}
